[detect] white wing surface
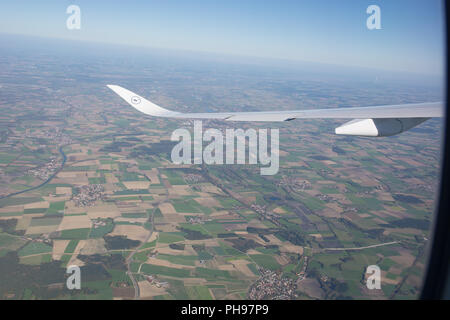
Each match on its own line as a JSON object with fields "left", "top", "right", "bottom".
{"left": 107, "top": 85, "right": 444, "bottom": 137}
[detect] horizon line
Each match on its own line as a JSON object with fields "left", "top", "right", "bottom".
{"left": 0, "top": 31, "right": 444, "bottom": 79}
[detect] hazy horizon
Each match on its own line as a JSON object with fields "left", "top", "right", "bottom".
{"left": 0, "top": 33, "right": 444, "bottom": 90}
{"left": 0, "top": 0, "right": 444, "bottom": 76}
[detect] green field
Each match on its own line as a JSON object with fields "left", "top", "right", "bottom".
{"left": 141, "top": 264, "right": 191, "bottom": 278}
{"left": 18, "top": 242, "right": 52, "bottom": 257}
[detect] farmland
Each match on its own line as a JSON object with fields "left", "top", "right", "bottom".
{"left": 0, "top": 35, "right": 443, "bottom": 300}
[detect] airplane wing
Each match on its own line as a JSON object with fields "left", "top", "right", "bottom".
{"left": 107, "top": 85, "right": 444, "bottom": 137}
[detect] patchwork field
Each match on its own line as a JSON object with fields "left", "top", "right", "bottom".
{"left": 0, "top": 37, "right": 442, "bottom": 300}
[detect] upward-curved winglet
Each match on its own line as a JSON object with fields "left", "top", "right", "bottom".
{"left": 107, "top": 85, "right": 180, "bottom": 117}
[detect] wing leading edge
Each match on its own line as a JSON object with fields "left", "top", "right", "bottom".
{"left": 107, "top": 85, "right": 444, "bottom": 136}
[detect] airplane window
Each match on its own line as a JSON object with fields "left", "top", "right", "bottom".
{"left": 0, "top": 0, "right": 445, "bottom": 301}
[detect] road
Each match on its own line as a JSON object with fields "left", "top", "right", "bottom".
{"left": 125, "top": 177, "right": 169, "bottom": 300}
{"left": 125, "top": 210, "right": 154, "bottom": 299}
{"left": 321, "top": 241, "right": 399, "bottom": 252}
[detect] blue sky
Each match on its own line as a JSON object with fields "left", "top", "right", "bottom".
{"left": 0, "top": 0, "right": 444, "bottom": 75}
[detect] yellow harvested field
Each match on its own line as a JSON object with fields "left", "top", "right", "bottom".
{"left": 142, "top": 170, "right": 160, "bottom": 184}
{"left": 168, "top": 185, "right": 191, "bottom": 196}
{"left": 373, "top": 218, "right": 389, "bottom": 225}
{"left": 56, "top": 187, "right": 72, "bottom": 195}
{"left": 194, "top": 197, "right": 220, "bottom": 207}
{"left": 264, "top": 234, "right": 284, "bottom": 245}
{"left": 138, "top": 281, "right": 167, "bottom": 298}
{"left": 58, "top": 215, "right": 92, "bottom": 231}
{"left": 15, "top": 216, "right": 32, "bottom": 230}
{"left": 57, "top": 172, "right": 77, "bottom": 178}
{"left": 119, "top": 157, "right": 139, "bottom": 163}
{"left": 163, "top": 163, "right": 191, "bottom": 168}
{"left": 156, "top": 245, "right": 197, "bottom": 256}
{"left": 247, "top": 219, "right": 269, "bottom": 229}
{"left": 73, "top": 240, "right": 86, "bottom": 255}
{"left": 217, "top": 264, "right": 235, "bottom": 271}
{"left": 73, "top": 160, "right": 99, "bottom": 166}
{"left": 86, "top": 204, "right": 121, "bottom": 218}
{"left": 159, "top": 203, "right": 176, "bottom": 214}
{"left": 391, "top": 250, "right": 416, "bottom": 266}
{"left": 326, "top": 201, "right": 342, "bottom": 212}
{"left": 26, "top": 225, "right": 59, "bottom": 235}
{"left": 0, "top": 205, "right": 23, "bottom": 213}
{"left": 148, "top": 188, "right": 167, "bottom": 195}
{"left": 105, "top": 173, "right": 119, "bottom": 184}
{"left": 273, "top": 207, "right": 287, "bottom": 214}
{"left": 242, "top": 195, "right": 257, "bottom": 203}
{"left": 378, "top": 192, "right": 395, "bottom": 201}
{"left": 385, "top": 227, "right": 422, "bottom": 236}
{"left": 229, "top": 260, "right": 256, "bottom": 277}
{"left": 321, "top": 207, "right": 341, "bottom": 218}
{"left": 279, "top": 244, "right": 304, "bottom": 254}
{"left": 110, "top": 225, "right": 150, "bottom": 242}
{"left": 209, "top": 211, "right": 231, "bottom": 217}
{"left": 163, "top": 214, "right": 186, "bottom": 223}
{"left": 0, "top": 216, "right": 20, "bottom": 221}
{"left": 114, "top": 217, "right": 148, "bottom": 224}
{"left": 108, "top": 152, "right": 124, "bottom": 158}
{"left": 389, "top": 267, "right": 403, "bottom": 275}
{"left": 146, "top": 258, "right": 195, "bottom": 269}
{"left": 102, "top": 183, "right": 117, "bottom": 193}
{"left": 79, "top": 239, "right": 107, "bottom": 255}
{"left": 68, "top": 256, "right": 86, "bottom": 267}
{"left": 66, "top": 153, "right": 88, "bottom": 161}
{"left": 183, "top": 278, "right": 208, "bottom": 285}
{"left": 200, "top": 185, "right": 224, "bottom": 194}
{"left": 64, "top": 201, "right": 86, "bottom": 215}
{"left": 123, "top": 181, "right": 150, "bottom": 189}
{"left": 275, "top": 255, "right": 289, "bottom": 265}
{"left": 147, "top": 232, "right": 158, "bottom": 243}
{"left": 85, "top": 171, "right": 100, "bottom": 178}
{"left": 52, "top": 240, "right": 70, "bottom": 260}
{"left": 43, "top": 195, "right": 70, "bottom": 202}
{"left": 59, "top": 174, "right": 89, "bottom": 185}
{"left": 184, "top": 239, "right": 219, "bottom": 246}
{"left": 156, "top": 223, "right": 179, "bottom": 232}
{"left": 24, "top": 201, "right": 50, "bottom": 209}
